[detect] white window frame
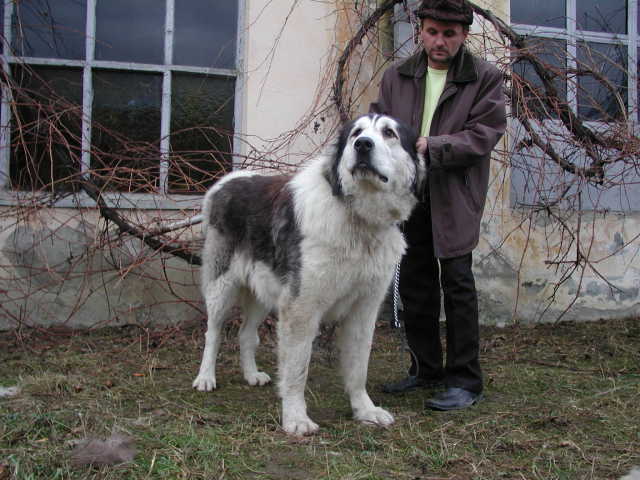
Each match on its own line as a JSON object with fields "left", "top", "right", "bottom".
{"left": 0, "top": 0, "right": 245, "bottom": 209}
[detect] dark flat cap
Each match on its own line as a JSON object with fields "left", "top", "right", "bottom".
{"left": 415, "top": 0, "right": 474, "bottom": 26}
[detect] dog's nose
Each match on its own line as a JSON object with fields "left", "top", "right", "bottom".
{"left": 354, "top": 137, "right": 374, "bottom": 153}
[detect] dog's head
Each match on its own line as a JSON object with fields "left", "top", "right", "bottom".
{"left": 325, "top": 114, "right": 427, "bottom": 203}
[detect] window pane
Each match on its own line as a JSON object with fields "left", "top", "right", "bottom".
{"left": 92, "top": 70, "right": 162, "bottom": 192}
{"left": 169, "top": 73, "right": 235, "bottom": 193}
{"left": 512, "top": 37, "right": 567, "bottom": 119}
{"left": 511, "top": 0, "right": 566, "bottom": 28}
{"left": 577, "top": 42, "right": 627, "bottom": 121}
{"left": 95, "top": 0, "right": 165, "bottom": 64}
{"left": 12, "top": 0, "right": 87, "bottom": 60}
{"left": 173, "top": 0, "right": 237, "bottom": 69}
{"left": 577, "top": 0, "right": 626, "bottom": 34}
{"left": 511, "top": 137, "right": 640, "bottom": 211}
{"left": 10, "top": 66, "right": 83, "bottom": 191}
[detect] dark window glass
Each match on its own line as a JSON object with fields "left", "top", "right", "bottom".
{"left": 577, "top": 42, "right": 628, "bottom": 121}
{"left": 95, "top": 0, "right": 165, "bottom": 64}
{"left": 169, "top": 73, "right": 235, "bottom": 193}
{"left": 577, "top": 0, "right": 627, "bottom": 34}
{"left": 92, "top": 70, "right": 162, "bottom": 192}
{"left": 10, "top": 66, "right": 83, "bottom": 191}
{"left": 510, "top": 0, "right": 566, "bottom": 28}
{"left": 174, "top": 0, "right": 237, "bottom": 69}
{"left": 12, "top": 0, "right": 87, "bottom": 60}
{"left": 512, "top": 37, "right": 567, "bottom": 119}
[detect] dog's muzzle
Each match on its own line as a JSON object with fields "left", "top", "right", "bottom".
{"left": 353, "top": 137, "right": 389, "bottom": 183}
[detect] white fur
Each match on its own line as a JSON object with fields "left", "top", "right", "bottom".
{"left": 620, "top": 468, "right": 640, "bottom": 480}
{"left": 193, "top": 115, "right": 425, "bottom": 435}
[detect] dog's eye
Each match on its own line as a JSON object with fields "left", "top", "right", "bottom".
{"left": 383, "top": 127, "right": 397, "bottom": 139}
{"left": 352, "top": 128, "right": 362, "bottom": 138}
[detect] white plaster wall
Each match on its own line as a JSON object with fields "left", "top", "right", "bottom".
{"left": 0, "top": 209, "right": 202, "bottom": 329}
{"left": 239, "top": 0, "right": 339, "bottom": 163}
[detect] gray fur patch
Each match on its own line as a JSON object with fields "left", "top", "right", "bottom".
{"left": 207, "top": 175, "right": 303, "bottom": 296}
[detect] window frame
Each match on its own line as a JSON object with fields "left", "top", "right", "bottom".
{"left": 511, "top": 0, "right": 638, "bottom": 125}
{"left": 509, "top": 0, "right": 640, "bottom": 212}
{"left": 0, "top": 0, "right": 246, "bottom": 209}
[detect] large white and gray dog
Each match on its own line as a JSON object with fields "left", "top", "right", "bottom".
{"left": 193, "top": 114, "right": 426, "bottom": 435}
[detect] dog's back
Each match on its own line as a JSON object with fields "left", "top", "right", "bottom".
{"left": 200, "top": 171, "right": 302, "bottom": 307}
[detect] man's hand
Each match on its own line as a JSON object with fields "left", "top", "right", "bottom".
{"left": 416, "top": 136, "right": 428, "bottom": 155}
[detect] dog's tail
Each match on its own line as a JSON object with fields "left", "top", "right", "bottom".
{"left": 200, "top": 186, "right": 218, "bottom": 237}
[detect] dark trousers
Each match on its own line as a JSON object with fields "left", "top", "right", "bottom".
{"left": 399, "top": 201, "right": 483, "bottom": 394}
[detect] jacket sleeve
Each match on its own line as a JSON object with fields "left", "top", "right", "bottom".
{"left": 428, "top": 67, "right": 506, "bottom": 170}
{"left": 369, "top": 67, "right": 393, "bottom": 115}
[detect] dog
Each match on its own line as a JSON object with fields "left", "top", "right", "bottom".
{"left": 193, "top": 114, "right": 426, "bottom": 435}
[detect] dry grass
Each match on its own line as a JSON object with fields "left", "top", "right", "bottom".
{"left": 0, "top": 317, "right": 639, "bottom": 479}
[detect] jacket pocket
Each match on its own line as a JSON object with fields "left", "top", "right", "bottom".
{"left": 463, "top": 170, "right": 482, "bottom": 212}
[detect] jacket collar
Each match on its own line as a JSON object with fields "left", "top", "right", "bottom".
{"left": 397, "top": 46, "right": 477, "bottom": 83}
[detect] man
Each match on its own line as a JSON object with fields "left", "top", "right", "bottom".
{"left": 370, "top": 0, "right": 506, "bottom": 410}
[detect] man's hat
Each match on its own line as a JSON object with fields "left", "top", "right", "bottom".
{"left": 414, "top": 0, "right": 474, "bottom": 26}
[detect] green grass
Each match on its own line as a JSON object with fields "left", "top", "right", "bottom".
{"left": 1, "top": 318, "right": 639, "bottom": 479}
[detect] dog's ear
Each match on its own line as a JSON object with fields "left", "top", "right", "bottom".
{"left": 396, "top": 121, "right": 428, "bottom": 201}
{"left": 323, "top": 148, "right": 343, "bottom": 197}
{"left": 414, "top": 151, "right": 428, "bottom": 201}
{"left": 323, "top": 119, "right": 356, "bottom": 197}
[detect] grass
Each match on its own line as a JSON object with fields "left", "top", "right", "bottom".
{"left": 0, "top": 317, "right": 639, "bottom": 479}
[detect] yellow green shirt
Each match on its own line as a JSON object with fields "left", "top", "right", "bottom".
{"left": 421, "top": 67, "right": 448, "bottom": 137}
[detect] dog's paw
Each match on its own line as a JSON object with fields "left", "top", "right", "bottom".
{"left": 192, "top": 374, "right": 217, "bottom": 391}
{"left": 356, "top": 407, "right": 395, "bottom": 427}
{"left": 245, "top": 371, "right": 271, "bottom": 386}
{"left": 283, "top": 416, "right": 319, "bottom": 436}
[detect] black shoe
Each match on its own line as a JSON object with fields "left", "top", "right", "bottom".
{"left": 381, "top": 375, "right": 443, "bottom": 394}
{"left": 425, "top": 387, "right": 482, "bottom": 411}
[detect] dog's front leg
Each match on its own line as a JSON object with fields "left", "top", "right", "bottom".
{"left": 337, "top": 298, "right": 394, "bottom": 428}
{"left": 277, "top": 305, "right": 322, "bottom": 436}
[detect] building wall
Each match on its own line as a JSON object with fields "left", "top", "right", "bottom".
{"left": 0, "top": 209, "right": 201, "bottom": 328}
{"left": 0, "top": 0, "right": 638, "bottom": 329}
{"left": 471, "top": 0, "right": 640, "bottom": 323}
{"left": 0, "top": 0, "right": 347, "bottom": 329}
{"left": 240, "top": 0, "right": 340, "bottom": 162}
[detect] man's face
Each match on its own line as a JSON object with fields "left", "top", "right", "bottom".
{"left": 419, "top": 17, "right": 468, "bottom": 70}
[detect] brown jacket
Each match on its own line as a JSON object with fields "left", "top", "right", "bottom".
{"left": 370, "top": 47, "right": 506, "bottom": 258}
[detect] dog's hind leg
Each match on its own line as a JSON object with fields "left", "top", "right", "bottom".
{"left": 337, "top": 297, "right": 395, "bottom": 428}
{"left": 193, "top": 275, "right": 238, "bottom": 391}
{"left": 238, "top": 290, "right": 271, "bottom": 386}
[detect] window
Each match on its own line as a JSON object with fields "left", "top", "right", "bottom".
{"left": 511, "top": 0, "right": 632, "bottom": 122}
{"left": 510, "top": 0, "right": 640, "bottom": 211}
{"left": 512, "top": 37, "right": 567, "bottom": 119}
{"left": 393, "top": 2, "right": 420, "bottom": 58}
{"left": 0, "top": 0, "right": 240, "bottom": 204}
